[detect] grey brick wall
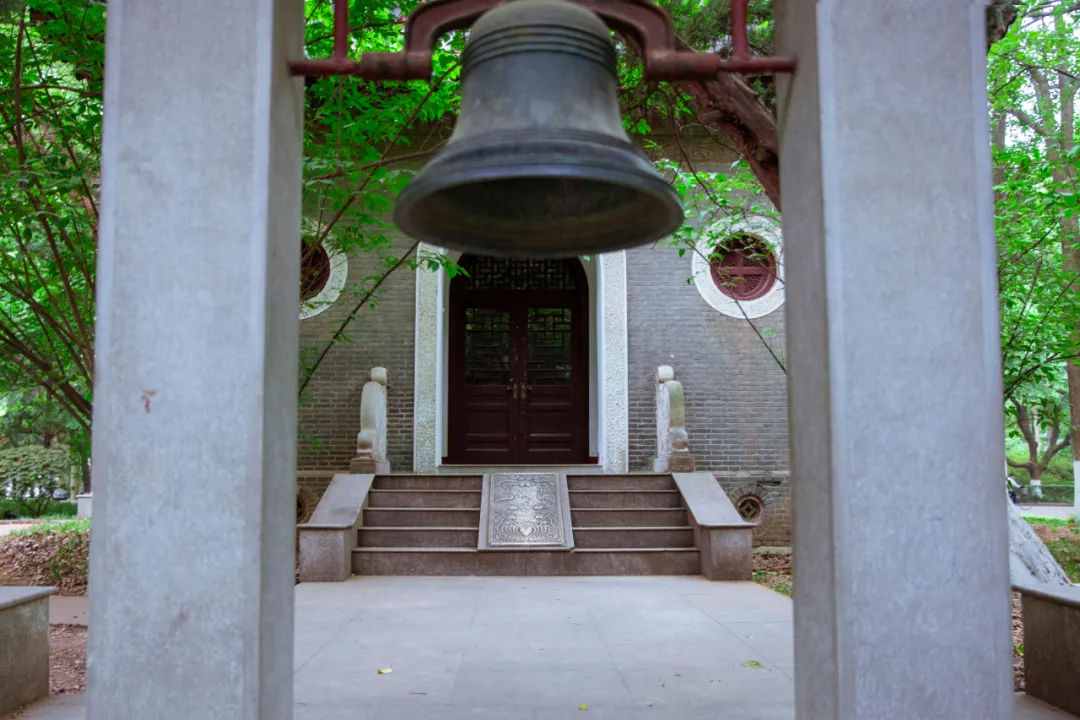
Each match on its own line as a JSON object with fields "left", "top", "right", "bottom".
{"left": 625, "top": 243, "right": 792, "bottom": 544}
{"left": 298, "top": 236, "right": 417, "bottom": 472}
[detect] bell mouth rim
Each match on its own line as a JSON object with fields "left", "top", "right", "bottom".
{"left": 393, "top": 163, "right": 685, "bottom": 258}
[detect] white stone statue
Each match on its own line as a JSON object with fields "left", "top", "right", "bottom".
{"left": 653, "top": 366, "right": 695, "bottom": 473}
{"left": 350, "top": 367, "right": 390, "bottom": 474}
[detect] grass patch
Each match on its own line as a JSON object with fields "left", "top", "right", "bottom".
{"left": 1024, "top": 516, "right": 1076, "bottom": 527}
{"left": 7, "top": 518, "right": 90, "bottom": 538}
{"left": 1043, "top": 530, "right": 1080, "bottom": 583}
{"left": 1026, "top": 517, "right": 1080, "bottom": 583}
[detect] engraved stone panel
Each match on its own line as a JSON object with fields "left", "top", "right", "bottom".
{"left": 479, "top": 473, "right": 574, "bottom": 551}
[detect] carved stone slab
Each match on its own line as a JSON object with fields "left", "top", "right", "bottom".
{"left": 479, "top": 473, "right": 574, "bottom": 552}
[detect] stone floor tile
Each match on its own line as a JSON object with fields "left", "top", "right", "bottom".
{"left": 450, "top": 667, "right": 630, "bottom": 706}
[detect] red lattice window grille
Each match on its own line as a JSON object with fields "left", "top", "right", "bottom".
{"left": 300, "top": 242, "right": 332, "bottom": 302}
{"left": 709, "top": 235, "right": 777, "bottom": 301}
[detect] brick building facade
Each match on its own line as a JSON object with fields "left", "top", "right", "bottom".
{"left": 296, "top": 136, "right": 792, "bottom": 546}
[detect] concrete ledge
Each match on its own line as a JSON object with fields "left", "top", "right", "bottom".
{"left": 297, "top": 474, "right": 374, "bottom": 582}
{"left": 672, "top": 473, "right": 755, "bottom": 580}
{"left": 1015, "top": 581, "right": 1080, "bottom": 717}
{"left": 0, "top": 587, "right": 55, "bottom": 716}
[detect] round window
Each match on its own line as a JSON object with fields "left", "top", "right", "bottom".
{"left": 735, "top": 494, "right": 765, "bottom": 523}
{"left": 709, "top": 236, "right": 777, "bottom": 302}
{"left": 300, "top": 242, "right": 332, "bottom": 302}
{"left": 299, "top": 241, "right": 349, "bottom": 321}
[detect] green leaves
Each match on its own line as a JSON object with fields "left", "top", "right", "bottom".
{"left": 989, "top": 2, "right": 1079, "bottom": 453}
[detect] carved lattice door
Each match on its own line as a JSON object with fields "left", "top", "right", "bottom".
{"left": 449, "top": 256, "right": 588, "bottom": 465}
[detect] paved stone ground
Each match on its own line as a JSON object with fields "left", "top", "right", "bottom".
{"left": 1020, "top": 505, "right": 1077, "bottom": 521}
{"left": 0, "top": 521, "right": 36, "bottom": 537}
{"left": 48, "top": 596, "right": 87, "bottom": 626}
{"left": 8, "top": 576, "right": 1078, "bottom": 720}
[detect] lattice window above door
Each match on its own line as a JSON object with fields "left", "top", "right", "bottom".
{"left": 457, "top": 256, "right": 580, "bottom": 292}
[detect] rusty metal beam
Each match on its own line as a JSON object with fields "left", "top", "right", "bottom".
{"left": 289, "top": 0, "right": 795, "bottom": 81}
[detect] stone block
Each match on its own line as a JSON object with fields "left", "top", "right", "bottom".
{"left": 1018, "top": 582, "right": 1080, "bottom": 717}
{"left": 298, "top": 527, "right": 354, "bottom": 583}
{"left": 349, "top": 458, "right": 390, "bottom": 474}
{"left": 76, "top": 492, "right": 92, "bottom": 519}
{"left": 698, "top": 526, "right": 753, "bottom": 581}
{"left": 0, "top": 587, "right": 55, "bottom": 716}
{"left": 298, "top": 474, "right": 374, "bottom": 582}
{"left": 671, "top": 472, "right": 754, "bottom": 581}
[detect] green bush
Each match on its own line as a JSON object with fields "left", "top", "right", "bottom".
{"left": 0, "top": 497, "right": 77, "bottom": 519}
{"left": 0, "top": 446, "right": 73, "bottom": 516}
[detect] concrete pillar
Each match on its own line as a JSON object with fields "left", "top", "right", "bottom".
{"left": 598, "top": 250, "right": 629, "bottom": 473}
{"left": 86, "top": 1, "right": 303, "bottom": 719}
{"left": 776, "top": 2, "right": 1013, "bottom": 718}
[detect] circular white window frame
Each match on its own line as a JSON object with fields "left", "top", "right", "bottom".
{"left": 299, "top": 245, "right": 348, "bottom": 321}
{"left": 692, "top": 217, "right": 785, "bottom": 320}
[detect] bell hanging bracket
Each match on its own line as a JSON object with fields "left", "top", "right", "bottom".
{"left": 289, "top": 0, "right": 797, "bottom": 81}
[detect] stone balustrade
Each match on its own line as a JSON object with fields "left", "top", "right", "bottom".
{"left": 653, "top": 365, "right": 695, "bottom": 473}
{"left": 350, "top": 367, "right": 390, "bottom": 474}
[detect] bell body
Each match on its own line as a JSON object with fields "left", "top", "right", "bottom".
{"left": 393, "top": 0, "right": 684, "bottom": 258}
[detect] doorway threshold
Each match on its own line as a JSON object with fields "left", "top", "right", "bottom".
{"left": 437, "top": 464, "right": 605, "bottom": 475}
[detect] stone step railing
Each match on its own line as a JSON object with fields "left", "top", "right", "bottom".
{"left": 1013, "top": 580, "right": 1080, "bottom": 716}
{"left": 350, "top": 367, "right": 389, "bottom": 474}
{"left": 653, "top": 365, "right": 695, "bottom": 473}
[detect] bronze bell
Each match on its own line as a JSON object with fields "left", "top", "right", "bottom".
{"left": 393, "top": 0, "right": 684, "bottom": 259}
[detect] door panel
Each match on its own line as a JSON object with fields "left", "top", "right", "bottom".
{"left": 519, "top": 307, "right": 579, "bottom": 464}
{"left": 449, "top": 256, "right": 588, "bottom": 465}
{"left": 458, "top": 307, "right": 517, "bottom": 464}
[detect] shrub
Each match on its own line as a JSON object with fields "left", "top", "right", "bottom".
{"left": 0, "top": 446, "right": 73, "bottom": 516}
{"left": 0, "top": 497, "right": 77, "bottom": 520}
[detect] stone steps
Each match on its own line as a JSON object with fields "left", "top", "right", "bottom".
{"left": 372, "top": 475, "right": 483, "bottom": 490}
{"left": 363, "top": 507, "right": 482, "bottom": 527}
{"left": 367, "top": 489, "right": 482, "bottom": 508}
{"left": 351, "top": 547, "right": 702, "bottom": 576}
{"left": 351, "top": 473, "right": 703, "bottom": 577}
{"left": 568, "top": 489, "right": 683, "bottom": 509}
{"left": 566, "top": 474, "right": 677, "bottom": 491}
{"left": 358, "top": 526, "right": 478, "bottom": 548}
{"left": 572, "top": 526, "right": 694, "bottom": 549}
{"left": 570, "top": 508, "right": 690, "bottom": 526}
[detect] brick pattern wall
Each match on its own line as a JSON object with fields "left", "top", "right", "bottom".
{"left": 715, "top": 474, "right": 792, "bottom": 547}
{"left": 625, "top": 243, "right": 793, "bottom": 544}
{"left": 298, "top": 236, "right": 417, "bottom": 472}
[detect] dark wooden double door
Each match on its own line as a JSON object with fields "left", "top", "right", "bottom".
{"left": 448, "top": 256, "right": 588, "bottom": 465}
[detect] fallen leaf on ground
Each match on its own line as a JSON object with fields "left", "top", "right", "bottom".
{"left": 743, "top": 660, "right": 764, "bottom": 669}
{"left": 579, "top": 703, "right": 588, "bottom": 711}
{"left": 377, "top": 667, "right": 393, "bottom": 675}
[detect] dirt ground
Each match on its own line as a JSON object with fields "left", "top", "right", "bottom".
{"left": 752, "top": 551, "right": 793, "bottom": 597}
{"left": 49, "top": 625, "right": 87, "bottom": 694}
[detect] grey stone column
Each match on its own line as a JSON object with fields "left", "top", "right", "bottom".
{"left": 86, "top": 1, "right": 303, "bottom": 719}
{"left": 776, "top": 2, "right": 1013, "bottom": 719}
